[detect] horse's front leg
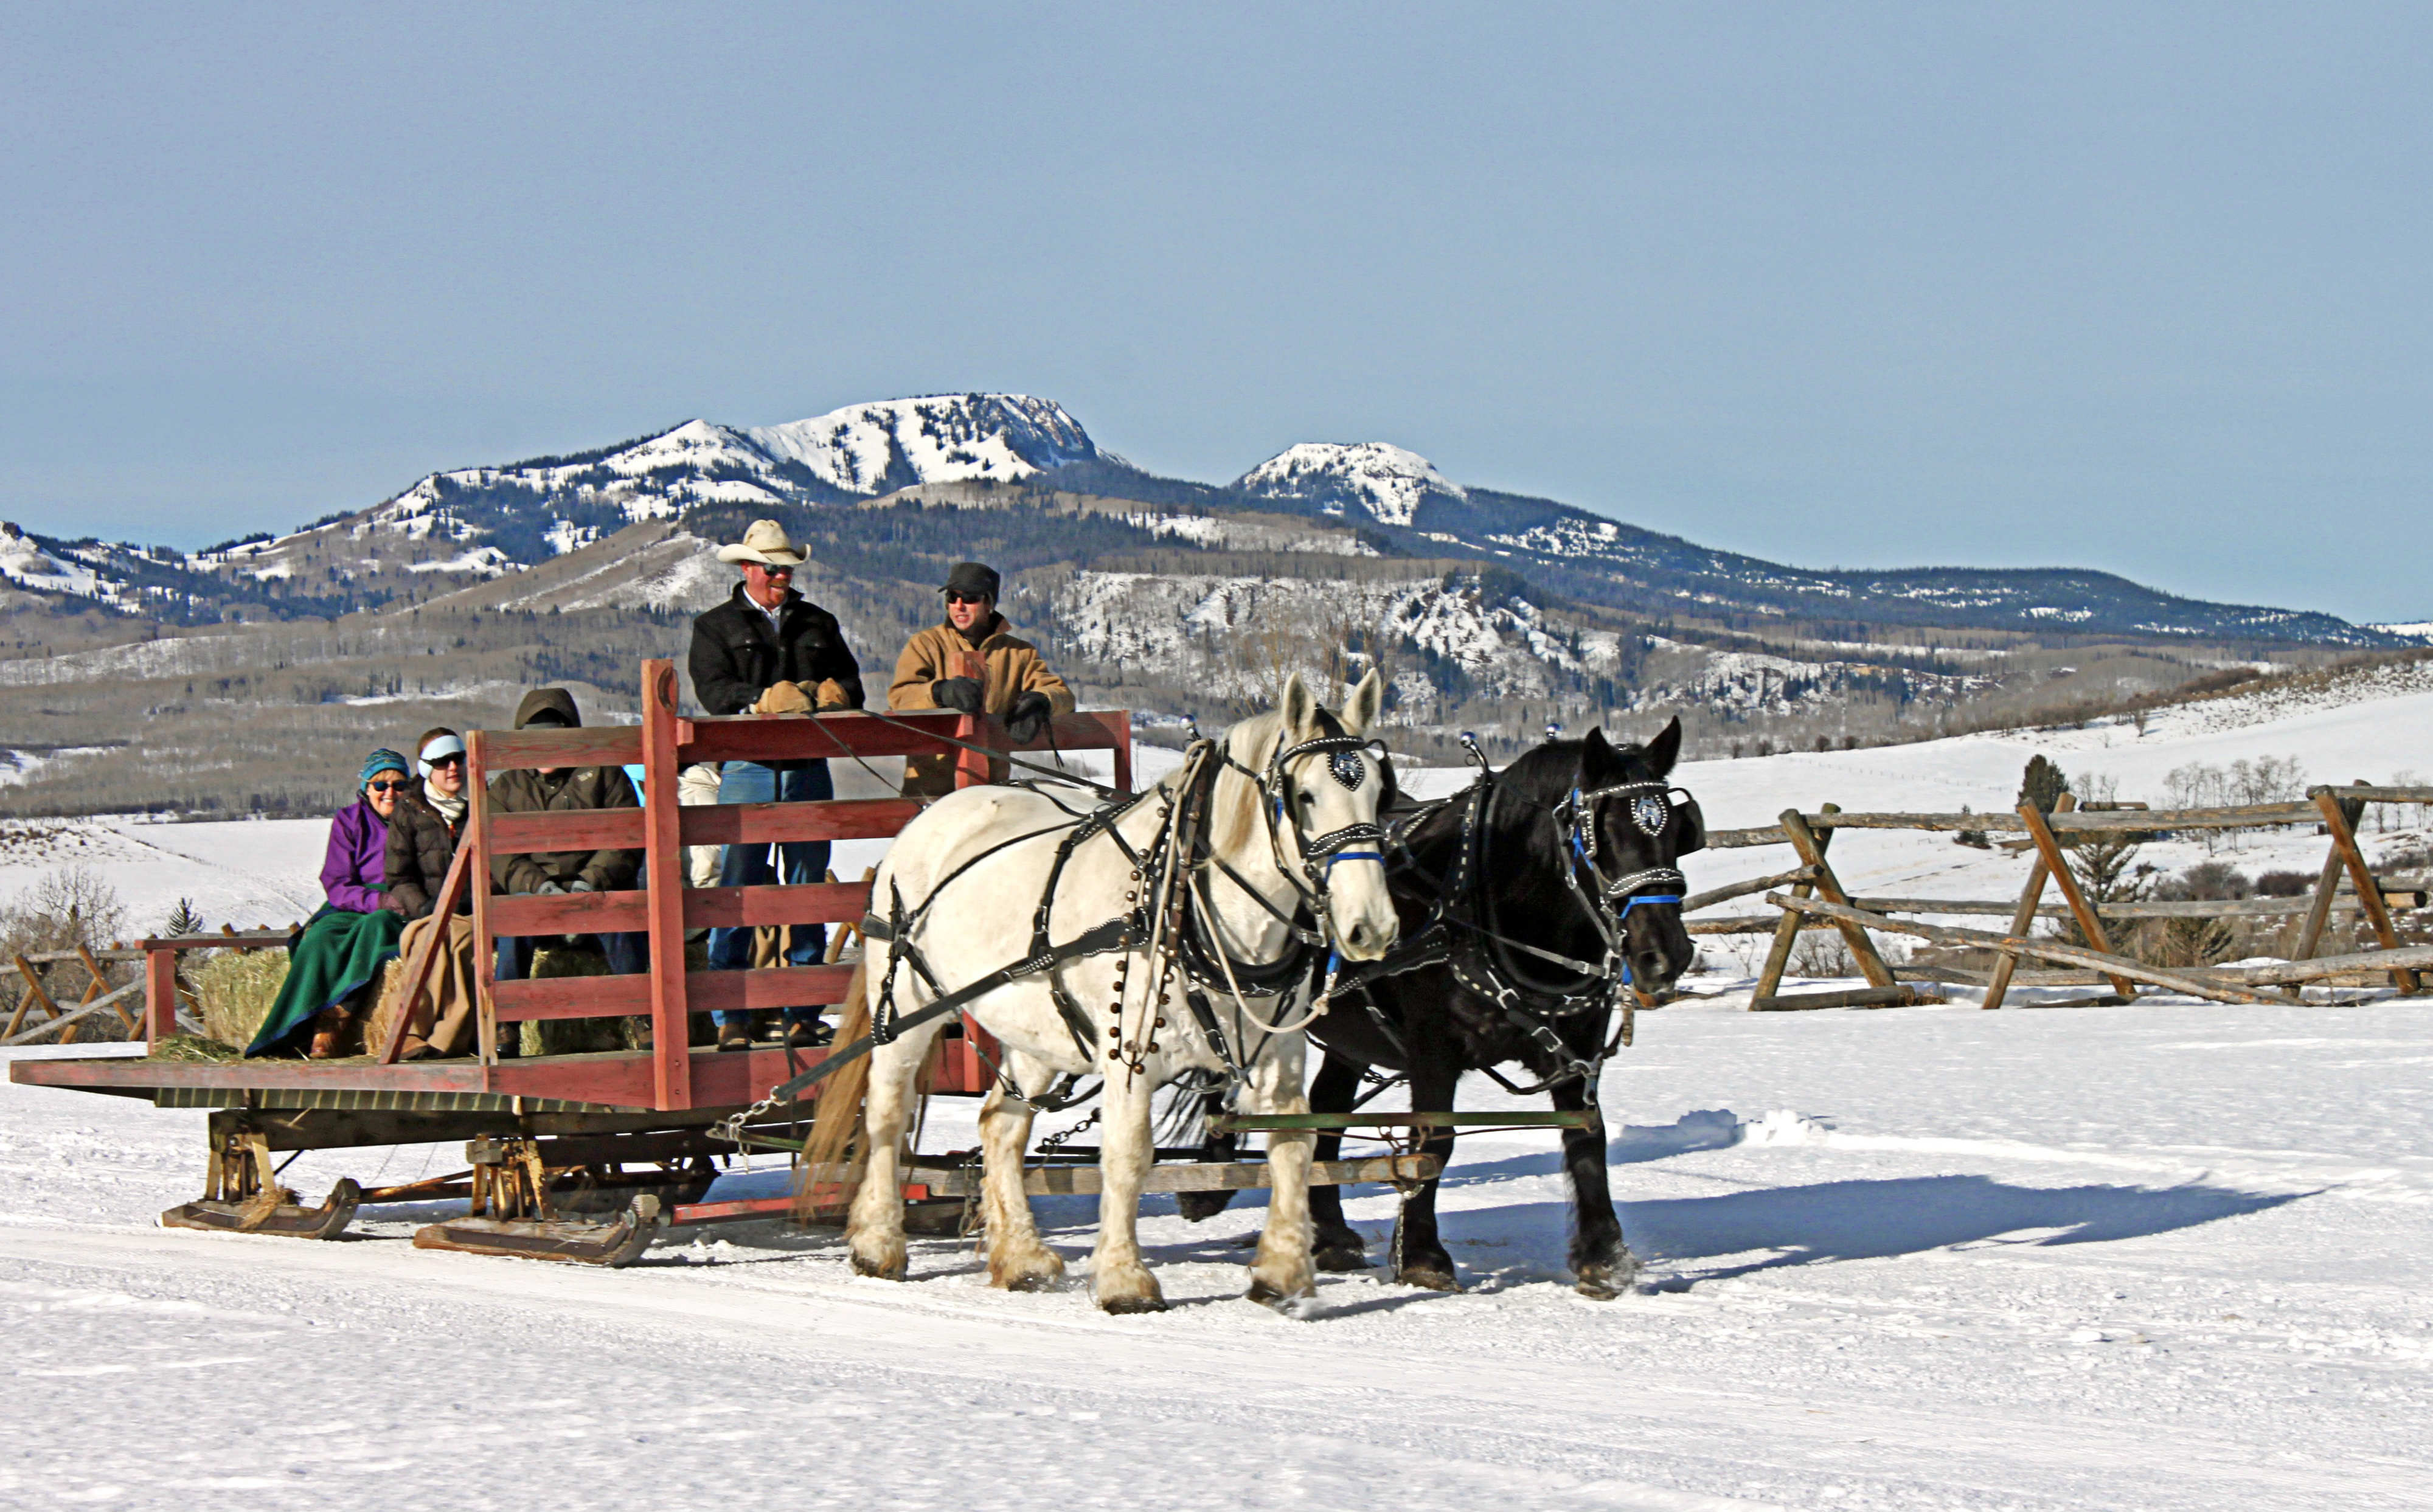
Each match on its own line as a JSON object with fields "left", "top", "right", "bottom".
{"left": 977, "top": 1046, "right": 1065, "bottom": 1292}
{"left": 1089, "top": 1065, "right": 1165, "bottom": 1314}
{"left": 1242, "top": 1030, "right": 1317, "bottom": 1308}
{"left": 1391, "top": 1053, "right": 1462, "bottom": 1291}
{"left": 1306, "top": 1051, "right": 1370, "bottom": 1271}
{"left": 1551, "top": 1070, "right": 1635, "bottom": 1299}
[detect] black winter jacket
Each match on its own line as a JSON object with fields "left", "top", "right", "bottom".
{"left": 687, "top": 586, "right": 866, "bottom": 716}
{"left": 384, "top": 785, "right": 468, "bottom": 920}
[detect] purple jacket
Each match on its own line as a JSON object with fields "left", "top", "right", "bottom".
{"left": 321, "top": 797, "right": 389, "bottom": 914}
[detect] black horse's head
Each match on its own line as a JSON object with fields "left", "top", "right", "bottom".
{"left": 1565, "top": 716, "right": 1700, "bottom": 995}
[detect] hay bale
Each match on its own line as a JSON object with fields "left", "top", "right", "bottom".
{"left": 186, "top": 948, "right": 290, "bottom": 1050}
{"left": 359, "top": 955, "right": 409, "bottom": 1059}
{"left": 519, "top": 943, "right": 618, "bottom": 1056}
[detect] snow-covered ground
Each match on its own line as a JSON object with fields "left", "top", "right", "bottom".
{"left": 7, "top": 988, "right": 2431, "bottom": 1510}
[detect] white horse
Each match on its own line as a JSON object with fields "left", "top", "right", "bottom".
{"left": 842, "top": 670, "right": 1398, "bottom": 1313}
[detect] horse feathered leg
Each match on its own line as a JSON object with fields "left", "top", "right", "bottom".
{"left": 978, "top": 1049, "right": 1064, "bottom": 1291}
{"left": 1305, "top": 1051, "right": 1370, "bottom": 1270}
{"left": 1552, "top": 1073, "right": 1636, "bottom": 1299}
{"left": 845, "top": 1033, "right": 915, "bottom": 1281}
{"left": 1242, "top": 1032, "right": 1317, "bottom": 1308}
{"left": 1392, "top": 1055, "right": 1462, "bottom": 1291}
{"left": 1090, "top": 1067, "right": 1165, "bottom": 1313}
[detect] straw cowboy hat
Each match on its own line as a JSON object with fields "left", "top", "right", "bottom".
{"left": 714, "top": 519, "right": 807, "bottom": 567}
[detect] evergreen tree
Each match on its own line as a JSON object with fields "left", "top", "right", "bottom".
{"left": 2018, "top": 754, "right": 2070, "bottom": 814}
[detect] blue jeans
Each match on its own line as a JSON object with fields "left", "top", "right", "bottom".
{"left": 709, "top": 758, "right": 831, "bottom": 1027}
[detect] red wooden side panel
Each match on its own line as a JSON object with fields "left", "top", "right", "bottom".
{"left": 483, "top": 726, "right": 645, "bottom": 772}
{"left": 641, "top": 659, "right": 691, "bottom": 1109}
{"left": 488, "top": 808, "right": 643, "bottom": 854}
{"left": 145, "top": 947, "right": 177, "bottom": 1043}
{"left": 491, "top": 965, "right": 859, "bottom": 1023}
{"left": 677, "top": 799, "right": 923, "bottom": 846}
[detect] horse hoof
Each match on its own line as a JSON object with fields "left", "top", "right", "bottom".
{"left": 849, "top": 1252, "right": 907, "bottom": 1282}
{"left": 1314, "top": 1243, "right": 1370, "bottom": 1272}
{"left": 1174, "top": 1190, "right": 1235, "bottom": 1224}
{"left": 1574, "top": 1255, "right": 1640, "bottom": 1300}
{"left": 1397, "top": 1264, "right": 1462, "bottom": 1293}
{"left": 1100, "top": 1292, "right": 1170, "bottom": 1316}
{"left": 1246, "top": 1277, "right": 1317, "bottom": 1314}
{"left": 1005, "top": 1272, "right": 1060, "bottom": 1294}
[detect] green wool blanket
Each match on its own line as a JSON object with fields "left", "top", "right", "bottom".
{"left": 245, "top": 906, "right": 406, "bottom": 1056}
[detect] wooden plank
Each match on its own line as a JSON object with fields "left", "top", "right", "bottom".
{"left": 2294, "top": 846, "right": 2350, "bottom": 961}
{"left": 1751, "top": 984, "right": 1945, "bottom": 1011}
{"left": 1984, "top": 791, "right": 2070, "bottom": 1012}
{"left": 1777, "top": 808, "right": 1898, "bottom": 990}
{"left": 377, "top": 844, "right": 473, "bottom": 1064}
{"left": 675, "top": 799, "right": 923, "bottom": 847}
{"left": 2016, "top": 803, "right": 2139, "bottom": 999}
{"left": 681, "top": 882, "right": 869, "bottom": 931}
{"left": 138, "top": 933, "right": 290, "bottom": 950}
{"left": 468, "top": 727, "right": 499, "bottom": 1069}
{"left": 2314, "top": 788, "right": 2419, "bottom": 995}
{"left": 2306, "top": 784, "right": 2433, "bottom": 805}
{"left": 641, "top": 658, "right": 692, "bottom": 1109}
{"left": 1704, "top": 824, "right": 1791, "bottom": 850}
{"left": 1690, "top": 915, "right": 1833, "bottom": 936}
{"left": 486, "top": 808, "right": 643, "bottom": 854}
{"left": 488, "top": 889, "right": 650, "bottom": 937}
{"left": 1771, "top": 893, "right": 2297, "bottom": 1005}
{"left": 481, "top": 726, "right": 644, "bottom": 772}
{"left": 2213, "top": 943, "right": 2433, "bottom": 987}
{"left": 145, "top": 945, "right": 178, "bottom": 1042}
{"left": 489, "top": 965, "right": 859, "bottom": 1022}
{"left": 1207, "top": 1110, "right": 1601, "bottom": 1132}
{"left": 1793, "top": 803, "right": 2317, "bottom": 834}
{"left": 677, "top": 708, "right": 1130, "bottom": 768}
{"left": 1680, "top": 867, "right": 1813, "bottom": 915}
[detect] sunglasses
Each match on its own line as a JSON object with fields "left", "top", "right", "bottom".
{"left": 946, "top": 592, "right": 990, "bottom": 606}
{"left": 426, "top": 754, "right": 465, "bottom": 769}
{"left": 751, "top": 564, "right": 795, "bottom": 578}
{"left": 367, "top": 779, "right": 409, "bottom": 792}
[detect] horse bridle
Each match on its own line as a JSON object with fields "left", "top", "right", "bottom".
{"left": 1204, "top": 728, "right": 1390, "bottom": 951}
{"left": 1551, "top": 780, "right": 1691, "bottom": 948}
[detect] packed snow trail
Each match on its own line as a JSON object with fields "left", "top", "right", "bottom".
{"left": 7, "top": 992, "right": 2431, "bottom": 1510}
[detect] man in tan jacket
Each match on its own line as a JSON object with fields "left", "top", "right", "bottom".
{"left": 889, "top": 561, "right": 1075, "bottom": 798}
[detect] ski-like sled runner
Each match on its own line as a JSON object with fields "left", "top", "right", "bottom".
{"left": 11, "top": 659, "right": 1145, "bottom": 1265}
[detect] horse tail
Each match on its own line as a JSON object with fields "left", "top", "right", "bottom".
{"left": 793, "top": 958, "right": 871, "bottom": 1224}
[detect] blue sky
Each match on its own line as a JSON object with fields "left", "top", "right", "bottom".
{"left": 3, "top": 4, "right": 2427, "bottom": 619}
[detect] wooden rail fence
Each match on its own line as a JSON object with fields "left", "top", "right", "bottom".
{"left": 1685, "top": 782, "right": 2432, "bottom": 1011}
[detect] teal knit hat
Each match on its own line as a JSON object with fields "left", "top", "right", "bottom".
{"left": 360, "top": 748, "right": 409, "bottom": 784}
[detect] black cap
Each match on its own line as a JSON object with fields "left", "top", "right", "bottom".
{"left": 940, "top": 561, "right": 1001, "bottom": 601}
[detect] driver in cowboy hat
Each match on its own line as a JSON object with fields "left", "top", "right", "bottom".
{"left": 887, "top": 560, "right": 1074, "bottom": 799}
{"left": 686, "top": 518, "right": 865, "bottom": 1051}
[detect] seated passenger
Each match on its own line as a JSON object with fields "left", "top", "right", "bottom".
{"left": 246, "top": 749, "right": 412, "bottom": 1058}
{"left": 381, "top": 727, "right": 476, "bottom": 1061}
{"left": 889, "top": 561, "right": 1074, "bottom": 799}
{"left": 686, "top": 519, "right": 864, "bottom": 1052}
{"left": 485, "top": 688, "right": 648, "bottom": 983}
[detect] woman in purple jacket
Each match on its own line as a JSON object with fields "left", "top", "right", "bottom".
{"left": 246, "top": 749, "right": 413, "bottom": 1057}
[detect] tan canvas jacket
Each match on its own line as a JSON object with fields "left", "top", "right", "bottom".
{"left": 888, "top": 616, "right": 1075, "bottom": 796}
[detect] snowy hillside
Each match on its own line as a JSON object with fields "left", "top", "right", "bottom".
{"left": 1234, "top": 440, "right": 1465, "bottom": 527}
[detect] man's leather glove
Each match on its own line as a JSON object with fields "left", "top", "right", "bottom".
{"left": 1007, "top": 690, "right": 1055, "bottom": 743}
{"left": 754, "top": 680, "right": 813, "bottom": 715}
{"left": 566, "top": 878, "right": 595, "bottom": 893}
{"left": 813, "top": 678, "right": 852, "bottom": 711}
{"left": 931, "top": 678, "right": 984, "bottom": 715}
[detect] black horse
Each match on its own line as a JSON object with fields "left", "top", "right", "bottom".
{"left": 1179, "top": 720, "right": 1701, "bottom": 1299}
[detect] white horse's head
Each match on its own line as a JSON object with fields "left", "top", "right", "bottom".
{"left": 1215, "top": 668, "right": 1400, "bottom": 962}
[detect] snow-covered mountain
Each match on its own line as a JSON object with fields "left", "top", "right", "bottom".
{"left": 1234, "top": 442, "right": 1464, "bottom": 527}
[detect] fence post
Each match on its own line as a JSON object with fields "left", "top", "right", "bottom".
{"left": 1777, "top": 809, "right": 1899, "bottom": 990}
{"left": 2313, "top": 785, "right": 2419, "bottom": 995}
{"left": 1983, "top": 792, "right": 2073, "bottom": 1010}
{"left": 1751, "top": 808, "right": 1830, "bottom": 1005}
{"left": 2016, "top": 805, "right": 2138, "bottom": 999}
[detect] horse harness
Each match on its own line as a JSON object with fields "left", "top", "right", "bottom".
{"left": 751, "top": 722, "right": 1392, "bottom": 1115}
{"left": 1333, "top": 746, "right": 1703, "bottom": 1098}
